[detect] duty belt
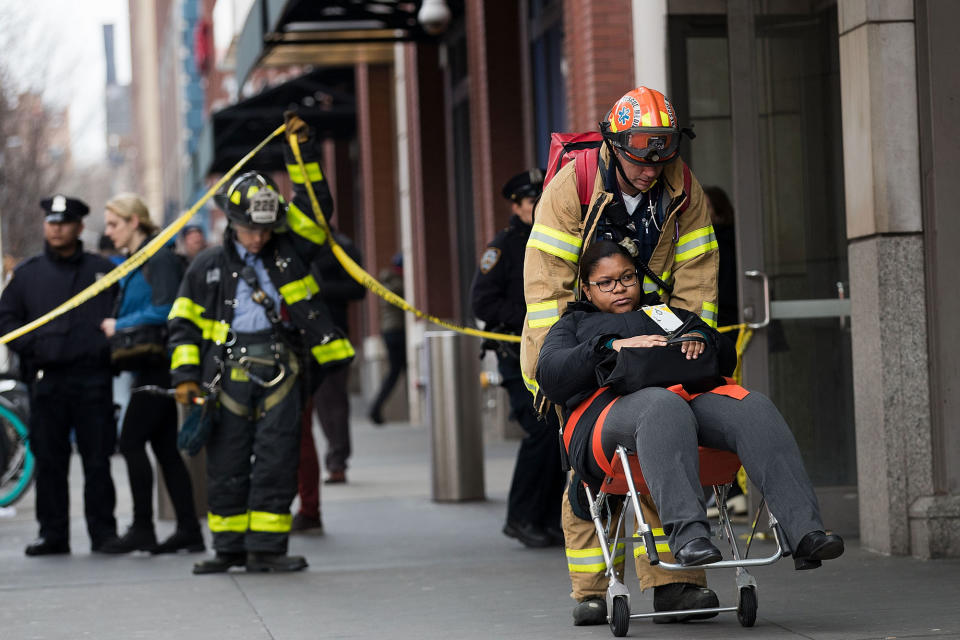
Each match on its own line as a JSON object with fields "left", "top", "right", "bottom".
{"left": 218, "top": 335, "right": 300, "bottom": 420}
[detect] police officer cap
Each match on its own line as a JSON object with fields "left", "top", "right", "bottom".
{"left": 502, "top": 168, "right": 545, "bottom": 202}
{"left": 41, "top": 195, "right": 90, "bottom": 223}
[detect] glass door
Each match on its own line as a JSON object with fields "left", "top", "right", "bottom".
{"left": 673, "top": 0, "right": 858, "bottom": 533}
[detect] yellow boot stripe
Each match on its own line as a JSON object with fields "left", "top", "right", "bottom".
{"left": 249, "top": 511, "right": 292, "bottom": 533}
{"left": 208, "top": 511, "right": 249, "bottom": 532}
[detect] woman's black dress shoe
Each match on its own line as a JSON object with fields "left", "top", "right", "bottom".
{"left": 674, "top": 537, "right": 722, "bottom": 566}
{"left": 794, "top": 530, "right": 844, "bottom": 570}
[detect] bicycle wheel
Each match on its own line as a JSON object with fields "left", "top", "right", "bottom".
{"left": 0, "top": 402, "right": 34, "bottom": 507}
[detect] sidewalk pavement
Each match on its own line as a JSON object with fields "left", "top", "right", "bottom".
{"left": 1, "top": 401, "right": 959, "bottom": 640}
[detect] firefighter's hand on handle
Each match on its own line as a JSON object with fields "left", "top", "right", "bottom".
{"left": 283, "top": 110, "right": 309, "bottom": 144}
{"left": 175, "top": 381, "right": 202, "bottom": 406}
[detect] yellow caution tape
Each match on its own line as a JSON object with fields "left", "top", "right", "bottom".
{"left": 1, "top": 115, "right": 755, "bottom": 359}
{"left": 0, "top": 124, "right": 288, "bottom": 346}
{"left": 717, "top": 323, "right": 753, "bottom": 383}
{"left": 287, "top": 133, "right": 521, "bottom": 343}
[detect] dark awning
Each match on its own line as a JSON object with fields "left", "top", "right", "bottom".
{"left": 193, "top": 66, "right": 355, "bottom": 180}
{"left": 235, "top": 0, "right": 438, "bottom": 86}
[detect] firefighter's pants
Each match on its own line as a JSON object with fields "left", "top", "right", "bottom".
{"left": 206, "top": 350, "right": 301, "bottom": 554}
{"left": 562, "top": 474, "right": 707, "bottom": 601}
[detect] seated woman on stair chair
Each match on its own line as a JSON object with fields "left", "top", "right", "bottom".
{"left": 536, "top": 240, "right": 844, "bottom": 570}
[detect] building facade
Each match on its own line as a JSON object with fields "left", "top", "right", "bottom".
{"left": 191, "top": 0, "right": 957, "bottom": 559}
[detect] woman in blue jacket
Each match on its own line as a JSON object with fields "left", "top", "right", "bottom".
{"left": 537, "top": 240, "right": 843, "bottom": 570}
{"left": 99, "top": 194, "right": 203, "bottom": 554}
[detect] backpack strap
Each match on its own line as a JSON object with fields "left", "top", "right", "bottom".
{"left": 573, "top": 147, "right": 599, "bottom": 207}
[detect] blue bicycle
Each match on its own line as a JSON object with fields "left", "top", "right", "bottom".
{"left": 0, "top": 378, "right": 33, "bottom": 507}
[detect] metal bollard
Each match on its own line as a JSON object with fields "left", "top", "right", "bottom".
{"left": 423, "top": 331, "right": 485, "bottom": 501}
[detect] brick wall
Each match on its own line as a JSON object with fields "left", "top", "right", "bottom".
{"left": 466, "top": 0, "right": 526, "bottom": 259}
{"left": 563, "top": 0, "right": 635, "bottom": 130}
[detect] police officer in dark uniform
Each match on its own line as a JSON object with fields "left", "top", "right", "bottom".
{"left": 168, "top": 113, "right": 355, "bottom": 574}
{"left": 0, "top": 195, "right": 119, "bottom": 555}
{"left": 471, "top": 169, "right": 566, "bottom": 547}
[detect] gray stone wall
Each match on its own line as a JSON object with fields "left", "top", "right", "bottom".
{"left": 848, "top": 236, "right": 933, "bottom": 555}
{"left": 837, "top": 0, "right": 960, "bottom": 558}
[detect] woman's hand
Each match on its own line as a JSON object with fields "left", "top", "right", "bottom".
{"left": 100, "top": 318, "right": 117, "bottom": 338}
{"left": 610, "top": 335, "right": 667, "bottom": 351}
{"left": 675, "top": 333, "right": 706, "bottom": 360}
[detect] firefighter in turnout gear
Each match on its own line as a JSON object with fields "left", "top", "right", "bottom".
{"left": 471, "top": 169, "right": 566, "bottom": 548}
{"left": 168, "top": 113, "right": 355, "bottom": 574}
{"left": 520, "top": 87, "right": 721, "bottom": 624}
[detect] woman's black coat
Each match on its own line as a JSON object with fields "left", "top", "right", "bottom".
{"left": 536, "top": 301, "right": 737, "bottom": 411}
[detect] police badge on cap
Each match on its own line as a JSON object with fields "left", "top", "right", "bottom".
{"left": 501, "top": 169, "right": 545, "bottom": 202}
{"left": 40, "top": 195, "right": 90, "bottom": 223}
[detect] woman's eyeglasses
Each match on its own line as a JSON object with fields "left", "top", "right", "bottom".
{"left": 588, "top": 272, "right": 638, "bottom": 292}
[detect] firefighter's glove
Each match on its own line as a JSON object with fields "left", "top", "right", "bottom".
{"left": 283, "top": 110, "right": 310, "bottom": 144}
{"left": 175, "top": 381, "right": 202, "bottom": 405}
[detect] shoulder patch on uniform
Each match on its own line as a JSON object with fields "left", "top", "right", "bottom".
{"left": 479, "top": 248, "right": 501, "bottom": 274}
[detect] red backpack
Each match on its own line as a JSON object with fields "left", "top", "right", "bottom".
{"left": 543, "top": 132, "right": 604, "bottom": 207}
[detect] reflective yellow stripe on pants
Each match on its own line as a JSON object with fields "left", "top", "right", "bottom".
{"left": 250, "top": 511, "right": 292, "bottom": 533}
{"left": 566, "top": 543, "right": 626, "bottom": 574}
{"left": 208, "top": 511, "right": 249, "bottom": 532}
{"left": 632, "top": 527, "right": 673, "bottom": 557}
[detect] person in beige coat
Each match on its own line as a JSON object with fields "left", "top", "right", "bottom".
{"left": 521, "top": 87, "right": 721, "bottom": 625}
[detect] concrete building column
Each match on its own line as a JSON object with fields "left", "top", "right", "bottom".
{"left": 630, "top": 0, "right": 668, "bottom": 92}
{"left": 129, "top": 0, "right": 165, "bottom": 224}
{"left": 837, "top": 0, "right": 936, "bottom": 557}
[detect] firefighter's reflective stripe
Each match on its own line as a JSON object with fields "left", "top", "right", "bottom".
{"left": 527, "top": 300, "right": 560, "bottom": 329}
{"left": 632, "top": 528, "right": 672, "bottom": 556}
{"left": 642, "top": 270, "right": 672, "bottom": 296}
{"left": 279, "top": 275, "right": 319, "bottom": 305}
{"left": 169, "top": 297, "right": 231, "bottom": 343}
{"left": 171, "top": 344, "right": 200, "bottom": 370}
{"left": 286, "top": 203, "right": 328, "bottom": 245}
{"left": 286, "top": 162, "right": 323, "bottom": 184}
{"left": 522, "top": 370, "right": 539, "bottom": 397}
{"left": 701, "top": 301, "right": 718, "bottom": 328}
{"left": 675, "top": 226, "right": 718, "bottom": 262}
{"left": 230, "top": 190, "right": 242, "bottom": 205}
{"left": 528, "top": 223, "right": 582, "bottom": 263}
{"left": 249, "top": 511, "right": 293, "bottom": 533}
{"left": 208, "top": 511, "right": 249, "bottom": 532}
{"left": 566, "top": 544, "right": 626, "bottom": 573}
{"left": 311, "top": 338, "right": 355, "bottom": 365}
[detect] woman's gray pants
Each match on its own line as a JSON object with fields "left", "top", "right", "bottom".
{"left": 601, "top": 387, "right": 823, "bottom": 554}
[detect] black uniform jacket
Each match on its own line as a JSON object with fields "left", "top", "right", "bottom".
{"left": 167, "top": 140, "right": 355, "bottom": 388}
{"left": 470, "top": 215, "right": 531, "bottom": 333}
{"left": 311, "top": 231, "right": 365, "bottom": 334}
{"left": 0, "top": 242, "right": 117, "bottom": 375}
{"left": 536, "top": 300, "right": 737, "bottom": 412}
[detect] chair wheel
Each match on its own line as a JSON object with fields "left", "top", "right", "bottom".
{"left": 737, "top": 585, "right": 757, "bottom": 627}
{"left": 609, "top": 595, "right": 630, "bottom": 637}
